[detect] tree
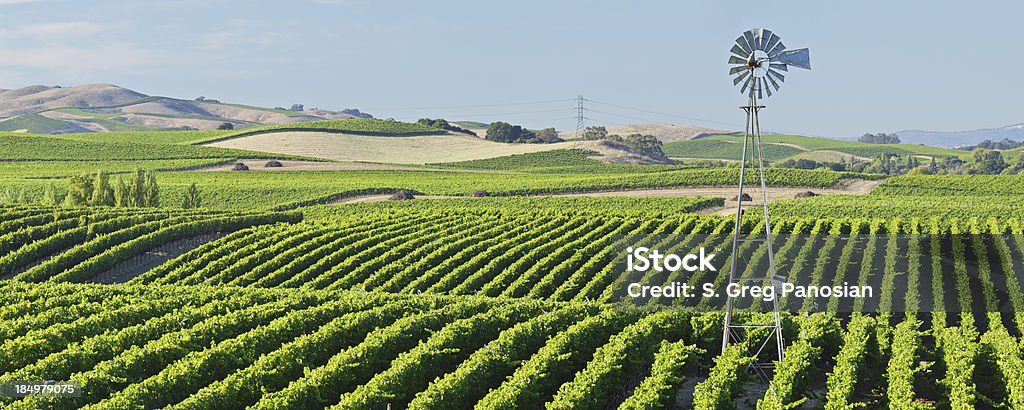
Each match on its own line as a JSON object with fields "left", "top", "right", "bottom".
{"left": 582, "top": 126, "right": 608, "bottom": 141}
{"left": 858, "top": 133, "right": 900, "bottom": 144}
{"left": 145, "top": 171, "right": 159, "bottom": 207}
{"left": 131, "top": 169, "right": 146, "bottom": 207}
{"left": 42, "top": 183, "right": 59, "bottom": 206}
{"left": 971, "top": 149, "right": 1008, "bottom": 174}
{"left": 90, "top": 171, "right": 114, "bottom": 206}
{"left": 63, "top": 191, "right": 81, "bottom": 208}
{"left": 289, "top": 104, "right": 304, "bottom": 112}
{"left": 217, "top": 122, "right": 234, "bottom": 130}
{"left": 67, "top": 175, "right": 93, "bottom": 206}
{"left": 113, "top": 177, "right": 128, "bottom": 207}
{"left": 534, "top": 128, "right": 561, "bottom": 143}
{"left": 182, "top": 183, "right": 202, "bottom": 209}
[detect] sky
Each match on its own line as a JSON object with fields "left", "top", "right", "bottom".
{"left": 0, "top": 0, "right": 1020, "bottom": 137}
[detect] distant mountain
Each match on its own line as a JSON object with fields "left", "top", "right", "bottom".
{"left": 894, "top": 123, "right": 1024, "bottom": 148}
{"left": 0, "top": 84, "right": 372, "bottom": 134}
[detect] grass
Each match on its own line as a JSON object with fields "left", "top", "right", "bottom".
{"left": 0, "top": 159, "right": 231, "bottom": 179}
{"left": 453, "top": 121, "right": 490, "bottom": 129}
{"left": 430, "top": 149, "right": 689, "bottom": 173}
{"left": 309, "top": 196, "right": 725, "bottom": 218}
{"left": 698, "top": 134, "right": 971, "bottom": 159}
{"left": 771, "top": 195, "right": 1024, "bottom": 220}
{"left": 0, "top": 166, "right": 867, "bottom": 211}
{"left": 0, "top": 133, "right": 309, "bottom": 161}
{"left": 662, "top": 139, "right": 803, "bottom": 162}
{"left": 209, "top": 118, "right": 446, "bottom": 142}
{"left": 219, "top": 102, "right": 313, "bottom": 117}
{"left": 48, "top": 130, "right": 238, "bottom": 146}
{"left": 782, "top": 150, "right": 862, "bottom": 162}
{"left": 0, "top": 114, "right": 74, "bottom": 133}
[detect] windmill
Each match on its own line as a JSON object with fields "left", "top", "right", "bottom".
{"left": 721, "top": 28, "right": 810, "bottom": 380}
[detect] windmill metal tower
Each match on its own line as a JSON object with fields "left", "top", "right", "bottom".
{"left": 721, "top": 28, "right": 810, "bottom": 378}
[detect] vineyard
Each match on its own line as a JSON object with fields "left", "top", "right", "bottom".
{"left": 0, "top": 200, "right": 1023, "bottom": 407}
{"left": 0, "top": 134, "right": 302, "bottom": 161}
{"left": 207, "top": 118, "right": 447, "bottom": 143}
{"left": 2, "top": 125, "right": 1024, "bottom": 408}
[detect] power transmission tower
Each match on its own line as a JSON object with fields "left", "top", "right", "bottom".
{"left": 574, "top": 95, "right": 585, "bottom": 147}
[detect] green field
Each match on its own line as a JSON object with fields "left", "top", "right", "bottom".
{"left": 0, "top": 133, "right": 304, "bottom": 161}
{"left": 663, "top": 139, "right": 804, "bottom": 161}
{"left": 683, "top": 134, "right": 972, "bottom": 161}
{"left": 432, "top": 149, "right": 691, "bottom": 173}
{"left": 0, "top": 114, "right": 74, "bottom": 133}
{"left": 209, "top": 118, "right": 446, "bottom": 142}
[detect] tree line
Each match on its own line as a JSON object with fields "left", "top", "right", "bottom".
{"left": 1, "top": 170, "right": 205, "bottom": 209}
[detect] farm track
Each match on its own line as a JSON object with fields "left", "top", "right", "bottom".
{"left": 329, "top": 178, "right": 882, "bottom": 209}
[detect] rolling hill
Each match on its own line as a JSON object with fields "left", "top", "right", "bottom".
{"left": 894, "top": 123, "right": 1024, "bottom": 147}
{"left": 664, "top": 133, "right": 972, "bottom": 163}
{"left": 0, "top": 84, "right": 370, "bottom": 134}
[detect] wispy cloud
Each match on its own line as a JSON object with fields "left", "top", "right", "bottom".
{"left": 0, "top": 21, "right": 106, "bottom": 40}
{"left": 0, "top": 0, "right": 51, "bottom": 5}
{"left": 200, "top": 30, "right": 283, "bottom": 50}
{"left": 0, "top": 43, "right": 197, "bottom": 81}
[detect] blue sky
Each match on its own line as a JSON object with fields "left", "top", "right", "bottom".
{"left": 0, "top": 0, "right": 1019, "bottom": 137}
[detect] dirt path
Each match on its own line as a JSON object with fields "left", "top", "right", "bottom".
{"left": 327, "top": 179, "right": 883, "bottom": 210}
{"left": 330, "top": 194, "right": 461, "bottom": 204}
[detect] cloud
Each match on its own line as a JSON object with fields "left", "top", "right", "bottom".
{"left": 0, "top": 21, "right": 106, "bottom": 40}
{"left": 0, "top": 0, "right": 50, "bottom": 4}
{"left": 0, "top": 43, "right": 195, "bottom": 79}
{"left": 199, "top": 20, "right": 288, "bottom": 50}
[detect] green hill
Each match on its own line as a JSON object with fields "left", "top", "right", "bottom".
{"left": 667, "top": 133, "right": 971, "bottom": 162}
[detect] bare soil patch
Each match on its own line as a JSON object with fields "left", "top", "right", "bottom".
{"left": 204, "top": 131, "right": 588, "bottom": 164}
{"left": 191, "top": 160, "right": 520, "bottom": 173}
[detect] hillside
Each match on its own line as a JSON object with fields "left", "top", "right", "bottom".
{"left": 0, "top": 84, "right": 367, "bottom": 134}
{"left": 556, "top": 123, "right": 728, "bottom": 142}
{"left": 895, "top": 123, "right": 1024, "bottom": 147}
{"left": 665, "top": 133, "right": 971, "bottom": 162}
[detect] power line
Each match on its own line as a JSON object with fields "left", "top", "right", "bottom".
{"left": 361, "top": 98, "right": 574, "bottom": 111}
{"left": 583, "top": 108, "right": 676, "bottom": 126}
{"left": 584, "top": 98, "right": 742, "bottom": 128}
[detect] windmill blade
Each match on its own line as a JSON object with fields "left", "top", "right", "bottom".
{"left": 729, "top": 66, "right": 747, "bottom": 75}
{"left": 769, "top": 63, "right": 788, "bottom": 72}
{"left": 730, "top": 44, "right": 749, "bottom": 58}
{"left": 733, "top": 70, "right": 750, "bottom": 85}
{"left": 753, "top": 28, "right": 765, "bottom": 49}
{"left": 743, "top": 31, "right": 758, "bottom": 54}
{"left": 735, "top": 35, "right": 752, "bottom": 54}
{"left": 728, "top": 55, "right": 747, "bottom": 65}
{"left": 764, "top": 72, "right": 781, "bottom": 91}
{"left": 767, "top": 69, "right": 785, "bottom": 83}
{"left": 763, "top": 32, "right": 781, "bottom": 53}
{"left": 758, "top": 83, "right": 764, "bottom": 99}
{"left": 741, "top": 76, "right": 752, "bottom": 94}
{"left": 767, "top": 41, "right": 785, "bottom": 57}
{"left": 771, "top": 48, "right": 810, "bottom": 69}
{"left": 765, "top": 85, "right": 772, "bottom": 97}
